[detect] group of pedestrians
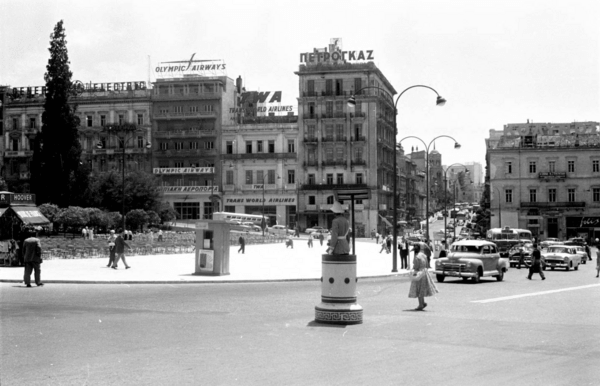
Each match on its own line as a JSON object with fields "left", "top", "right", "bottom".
{"left": 106, "top": 230, "right": 131, "bottom": 270}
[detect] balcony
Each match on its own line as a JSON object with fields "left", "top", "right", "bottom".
{"left": 301, "top": 183, "right": 368, "bottom": 191}
{"left": 321, "top": 136, "right": 346, "bottom": 143}
{"left": 352, "top": 136, "right": 366, "bottom": 142}
{"left": 303, "top": 161, "right": 319, "bottom": 167}
{"left": 350, "top": 112, "right": 366, "bottom": 119}
{"left": 153, "top": 111, "right": 217, "bottom": 119}
{"left": 302, "top": 92, "right": 319, "bottom": 97}
{"left": 351, "top": 160, "right": 366, "bottom": 167}
{"left": 222, "top": 153, "right": 297, "bottom": 160}
{"left": 538, "top": 172, "right": 567, "bottom": 181}
{"left": 520, "top": 202, "right": 585, "bottom": 209}
{"left": 4, "top": 150, "right": 34, "bottom": 158}
{"left": 322, "top": 160, "right": 347, "bottom": 167}
{"left": 303, "top": 136, "right": 318, "bottom": 143}
{"left": 154, "top": 129, "right": 216, "bottom": 139}
{"left": 303, "top": 113, "right": 318, "bottom": 120}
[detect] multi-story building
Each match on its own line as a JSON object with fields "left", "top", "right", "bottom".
{"left": 295, "top": 40, "right": 397, "bottom": 237}
{"left": 2, "top": 81, "right": 153, "bottom": 194}
{"left": 151, "top": 74, "right": 236, "bottom": 219}
{"left": 486, "top": 121, "right": 600, "bottom": 241}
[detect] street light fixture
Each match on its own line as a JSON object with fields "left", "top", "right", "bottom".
{"left": 348, "top": 85, "right": 446, "bottom": 272}
{"left": 399, "top": 135, "right": 461, "bottom": 246}
{"left": 96, "top": 124, "right": 151, "bottom": 232}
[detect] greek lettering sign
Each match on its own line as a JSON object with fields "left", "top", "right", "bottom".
{"left": 153, "top": 167, "right": 215, "bottom": 174}
{"left": 8, "top": 81, "right": 146, "bottom": 100}
{"left": 300, "top": 49, "right": 374, "bottom": 64}
{"left": 160, "top": 186, "right": 219, "bottom": 193}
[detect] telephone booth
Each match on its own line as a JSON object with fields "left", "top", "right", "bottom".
{"left": 194, "top": 220, "right": 231, "bottom": 276}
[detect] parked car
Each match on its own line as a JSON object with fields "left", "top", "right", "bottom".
{"left": 433, "top": 239, "right": 509, "bottom": 283}
{"left": 242, "top": 222, "right": 261, "bottom": 232}
{"left": 311, "top": 230, "right": 330, "bottom": 239}
{"left": 541, "top": 245, "right": 581, "bottom": 271}
{"left": 269, "top": 225, "right": 294, "bottom": 236}
{"left": 508, "top": 242, "right": 533, "bottom": 267}
{"left": 305, "top": 226, "right": 328, "bottom": 234}
{"left": 540, "top": 238, "right": 561, "bottom": 249}
{"left": 564, "top": 237, "right": 586, "bottom": 246}
{"left": 445, "top": 224, "right": 455, "bottom": 230}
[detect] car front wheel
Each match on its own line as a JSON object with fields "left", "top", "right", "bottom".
{"left": 436, "top": 274, "right": 445, "bottom": 283}
{"left": 496, "top": 271, "right": 504, "bottom": 281}
{"left": 472, "top": 270, "right": 481, "bottom": 283}
{"left": 566, "top": 262, "right": 571, "bottom": 271}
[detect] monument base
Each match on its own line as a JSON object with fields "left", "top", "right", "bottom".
{"left": 315, "top": 302, "right": 363, "bottom": 325}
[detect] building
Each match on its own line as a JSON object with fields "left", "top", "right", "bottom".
{"left": 151, "top": 70, "right": 236, "bottom": 220}
{"left": 486, "top": 121, "right": 600, "bottom": 241}
{"left": 295, "top": 40, "right": 397, "bottom": 237}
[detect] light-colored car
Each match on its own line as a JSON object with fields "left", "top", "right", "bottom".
{"left": 572, "top": 245, "right": 589, "bottom": 265}
{"left": 540, "top": 238, "right": 561, "bottom": 249}
{"left": 433, "top": 239, "right": 509, "bottom": 283}
{"left": 541, "top": 245, "right": 581, "bottom": 271}
{"left": 268, "top": 225, "right": 294, "bottom": 236}
{"left": 242, "top": 222, "right": 261, "bottom": 232}
{"left": 305, "top": 226, "right": 328, "bottom": 234}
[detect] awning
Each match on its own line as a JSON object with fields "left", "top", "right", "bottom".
{"left": 11, "top": 206, "right": 51, "bottom": 225}
{"left": 0, "top": 208, "right": 7, "bottom": 217}
{"left": 379, "top": 214, "right": 392, "bottom": 227}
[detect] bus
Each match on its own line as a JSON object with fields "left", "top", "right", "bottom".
{"left": 212, "top": 212, "right": 270, "bottom": 230}
{"left": 486, "top": 227, "right": 533, "bottom": 257}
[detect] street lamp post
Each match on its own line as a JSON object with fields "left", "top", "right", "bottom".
{"left": 442, "top": 164, "right": 469, "bottom": 242}
{"left": 348, "top": 85, "right": 446, "bottom": 272}
{"left": 97, "top": 124, "right": 151, "bottom": 232}
{"left": 399, "top": 136, "right": 461, "bottom": 246}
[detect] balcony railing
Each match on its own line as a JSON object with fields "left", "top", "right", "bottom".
{"left": 301, "top": 183, "right": 368, "bottom": 191}
{"left": 520, "top": 202, "right": 585, "bottom": 208}
{"left": 322, "top": 160, "right": 347, "bottom": 167}
{"left": 303, "top": 136, "right": 318, "bottom": 143}
{"left": 222, "top": 153, "right": 297, "bottom": 160}
{"left": 350, "top": 112, "right": 366, "bottom": 118}
{"left": 352, "top": 136, "right": 366, "bottom": 142}
{"left": 303, "top": 114, "right": 318, "bottom": 120}
{"left": 351, "top": 160, "right": 366, "bottom": 166}
{"left": 303, "top": 161, "right": 319, "bottom": 167}
{"left": 154, "top": 129, "right": 216, "bottom": 139}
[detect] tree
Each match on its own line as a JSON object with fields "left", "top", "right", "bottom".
{"left": 85, "top": 170, "right": 160, "bottom": 213}
{"left": 57, "top": 206, "right": 89, "bottom": 234}
{"left": 126, "top": 209, "right": 149, "bottom": 232}
{"left": 105, "top": 212, "right": 123, "bottom": 232}
{"left": 158, "top": 202, "right": 178, "bottom": 224}
{"left": 31, "top": 20, "right": 83, "bottom": 207}
{"left": 146, "top": 210, "right": 160, "bottom": 227}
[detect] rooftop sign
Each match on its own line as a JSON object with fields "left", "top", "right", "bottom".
{"left": 155, "top": 53, "right": 226, "bottom": 78}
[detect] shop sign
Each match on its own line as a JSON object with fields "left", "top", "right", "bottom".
{"left": 225, "top": 196, "right": 296, "bottom": 204}
{"left": 153, "top": 167, "right": 214, "bottom": 174}
{"left": 581, "top": 217, "right": 600, "bottom": 227}
{"left": 300, "top": 49, "right": 374, "bottom": 63}
{"left": 8, "top": 81, "right": 146, "bottom": 100}
{"left": 160, "top": 186, "right": 219, "bottom": 193}
{"left": 155, "top": 53, "right": 226, "bottom": 76}
{"left": 0, "top": 193, "right": 36, "bottom": 206}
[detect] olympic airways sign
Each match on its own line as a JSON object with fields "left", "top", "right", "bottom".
{"left": 155, "top": 53, "right": 226, "bottom": 77}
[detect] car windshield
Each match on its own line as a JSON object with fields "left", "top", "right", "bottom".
{"left": 547, "top": 247, "right": 568, "bottom": 253}
{"left": 452, "top": 245, "right": 481, "bottom": 253}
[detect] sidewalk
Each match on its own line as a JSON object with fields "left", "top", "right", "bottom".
{"left": 0, "top": 239, "right": 414, "bottom": 284}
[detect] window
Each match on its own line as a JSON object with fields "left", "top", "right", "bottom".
{"left": 354, "top": 101, "right": 362, "bottom": 116}
{"left": 325, "top": 79, "right": 332, "bottom": 95}
{"left": 568, "top": 160, "right": 575, "bottom": 173}
{"left": 356, "top": 173, "right": 363, "bottom": 184}
{"left": 85, "top": 116, "right": 92, "bottom": 127}
{"left": 325, "top": 125, "right": 333, "bottom": 140}
{"left": 159, "top": 108, "right": 169, "bottom": 114}
{"left": 287, "top": 170, "right": 295, "bottom": 184}
{"left": 174, "top": 161, "right": 184, "bottom": 168}
{"left": 137, "top": 114, "right": 144, "bottom": 125}
{"left": 174, "top": 106, "right": 183, "bottom": 113}
{"left": 548, "top": 188, "right": 556, "bottom": 202}
{"left": 593, "top": 160, "right": 599, "bottom": 173}
{"left": 267, "top": 170, "right": 275, "bottom": 184}
{"left": 307, "top": 80, "right": 314, "bottom": 95}
{"left": 189, "top": 106, "right": 198, "bottom": 113}
{"left": 529, "top": 162, "right": 536, "bottom": 174}
{"left": 335, "top": 79, "right": 343, "bottom": 96}
{"left": 190, "top": 141, "right": 198, "bottom": 150}
{"left": 226, "top": 170, "right": 233, "bottom": 185}
{"left": 287, "top": 139, "right": 295, "bottom": 153}
{"left": 336, "top": 124, "right": 344, "bottom": 141}
{"left": 593, "top": 188, "right": 600, "bottom": 202}
{"left": 257, "top": 170, "right": 264, "bottom": 184}
{"left": 268, "top": 140, "right": 275, "bottom": 153}
{"left": 308, "top": 196, "right": 316, "bottom": 205}
{"left": 568, "top": 188, "right": 576, "bottom": 202}
{"left": 326, "top": 174, "right": 333, "bottom": 184}
{"left": 245, "top": 170, "right": 253, "bottom": 184}
{"left": 160, "top": 142, "right": 168, "bottom": 150}
{"left": 354, "top": 78, "right": 362, "bottom": 93}
{"left": 226, "top": 141, "right": 233, "bottom": 154}
{"left": 118, "top": 114, "right": 124, "bottom": 125}
{"left": 325, "top": 101, "right": 333, "bottom": 117}
{"left": 204, "top": 105, "right": 214, "bottom": 112}
{"left": 307, "top": 125, "right": 316, "bottom": 138}
{"left": 505, "top": 189, "right": 513, "bottom": 203}
{"left": 137, "top": 136, "right": 144, "bottom": 148}
{"left": 505, "top": 161, "right": 512, "bottom": 174}
{"left": 246, "top": 141, "right": 253, "bottom": 154}
{"left": 336, "top": 173, "right": 344, "bottom": 184}
{"left": 325, "top": 147, "right": 334, "bottom": 161}
{"left": 12, "top": 118, "right": 18, "bottom": 130}
{"left": 308, "top": 174, "right": 315, "bottom": 185}
{"left": 175, "top": 142, "right": 183, "bottom": 150}
{"left": 205, "top": 141, "right": 214, "bottom": 150}
{"left": 335, "top": 100, "right": 343, "bottom": 113}
{"left": 97, "top": 115, "right": 105, "bottom": 127}
{"left": 257, "top": 140, "right": 263, "bottom": 153}
{"left": 335, "top": 147, "right": 344, "bottom": 161}
{"left": 354, "top": 147, "right": 363, "bottom": 162}
{"left": 549, "top": 161, "right": 555, "bottom": 173}
{"left": 11, "top": 139, "right": 19, "bottom": 151}
{"left": 118, "top": 137, "right": 125, "bottom": 149}
{"left": 327, "top": 196, "right": 335, "bottom": 205}
{"left": 529, "top": 189, "right": 537, "bottom": 202}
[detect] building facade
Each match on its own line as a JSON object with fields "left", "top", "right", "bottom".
{"left": 295, "top": 41, "right": 397, "bottom": 237}
{"left": 486, "top": 121, "right": 600, "bottom": 241}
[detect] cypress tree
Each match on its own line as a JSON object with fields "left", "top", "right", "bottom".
{"left": 31, "top": 20, "right": 83, "bottom": 206}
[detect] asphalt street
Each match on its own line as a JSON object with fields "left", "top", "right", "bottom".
{"left": 2, "top": 259, "right": 599, "bottom": 386}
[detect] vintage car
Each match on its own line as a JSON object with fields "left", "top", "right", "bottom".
{"left": 433, "top": 240, "right": 509, "bottom": 283}
{"left": 572, "top": 245, "right": 589, "bottom": 264}
{"left": 541, "top": 245, "right": 581, "bottom": 271}
{"left": 564, "top": 237, "right": 586, "bottom": 246}
{"left": 242, "top": 222, "right": 261, "bottom": 232}
{"left": 268, "top": 225, "right": 294, "bottom": 236}
{"left": 508, "top": 243, "right": 533, "bottom": 267}
{"left": 540, "top": 238, "right": 561, "bottom": 249}
{"left": 305, "top": 226, "right": 328, "bottom": 234}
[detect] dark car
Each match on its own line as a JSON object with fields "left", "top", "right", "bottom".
{"left": 564, "top": 237, "right": 586, "bottom": 246}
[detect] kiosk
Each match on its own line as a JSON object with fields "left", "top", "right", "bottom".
{"left": 194, "top": 220, "right": 231, "bottom": 276}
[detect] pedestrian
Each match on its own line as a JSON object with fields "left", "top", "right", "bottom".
{"left": 408, "top": 243, "right": 438, "bottom": 311}
{"left": 595, "top": 242, "right": 599, "bottom": 278}
{"left": 88, "top": 227, "right": 94, "bottom": 240}
{"left": 527, "top": 244, "right": 545, "bottom": 280}
{"left": 439, "top": 240, "right": 447, "bottom": 259}
{"left": 386, "top": 235, "right": 392, "bottom": 254}
{"left": 375, "top": 232, "right": 380, "bottom": 244}
{"left": 379, "top": 237, "right": 388, "bottom": 254}
{"left": 318, "top": 232, "right": 324, "bottom": 246}
{"left": 327, "top": 202, "right": 350, "bottom": 255}
{"left": 238, "top": 235, "right": 245, "bottom": 254}
{"left": 307, "top": 236, "right": 313, "bottom": 248}
{"left": 82, "top": 226, "right": 88, "bottom": 239}
{"left": 107, "top": 230, "right": 117, "bottom": 267}
{"left": 517, "top": 244, "right": 526, "bottom": 269}
{"left": 23, "top": 231, "right": 43, "bottom": 287}
{"left": 400, "top": 237, "right": 409, "bottom": 269}
{"left": 286, "top": 235, "right": 294, "bottom": 249}
{"left": 158, "top": 229, "right": 163, "bottom": 242}
{"left": 112, "top": 231, "right": 131, "bottom": 270}
{"left": 585, "top": 244, "right": 592, "bottom": 261}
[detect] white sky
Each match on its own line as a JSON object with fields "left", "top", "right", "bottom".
{"left": 1, "top": 0, "right": 598, "bottom": 170}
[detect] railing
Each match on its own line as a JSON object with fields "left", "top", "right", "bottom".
{"left": 322, "top": 160, "right": 347, "bottom": 167}
{"left": 301, "top": 183, "right": 368, "bottom": 191}
{"left": 222, "top": 153, "right": 297, "bottom": 160}
{"left": 351, "top": 160, "right": 366, "bottom": 166}
{"left": 303, "top": 136, "right": 318, "bottom": 143}
{"left": 350, "top": 112, "right": 366, "bottom": 118}
{"left": 154, "top": 129, "right": 216, "bottom": 138}
{"left": 520, "top": 202, "right": 585, "bottom": 208}
{"left": 303, "top": 161, "right": 319, "bottom": 167}
{"left": 303, "top": 114, "right": 318, "bottom": 120}
{"left": 352, "top": 136, "right": 366, "bottom": 141}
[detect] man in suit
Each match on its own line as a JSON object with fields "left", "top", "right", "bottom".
{"left": 23, "top": 231, "right": 43, "bottom": 287}
{"left": 112, "top": 231, "right": 131, "bottom": 270}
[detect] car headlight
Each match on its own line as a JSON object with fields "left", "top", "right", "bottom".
{"left": 563, "top": 257, "right": 569, "bottom": 262}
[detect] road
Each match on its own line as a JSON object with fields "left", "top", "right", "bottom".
{"left": 2, "top": 256, "right": 599, "bottom": 386}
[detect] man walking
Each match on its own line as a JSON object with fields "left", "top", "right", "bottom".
{"left": 399, "top": 237, "right": 409, "bottom": 269}
{"left": 527, "top": 244, "right": 545, "bottom": 280}
{"left": 112, "top": 231, "right": 131, "bottom": 270}
{"left": 23, "top": 231, "right": 43, "bottom": 287}
{"left": 238, "top": 235, "right": 245, "bottom": 254}
{"left": 307, "top": 236, "right": 313, "bottom": 248}
{"left": 318, "top": 233, "right": 324, "bottom": 247}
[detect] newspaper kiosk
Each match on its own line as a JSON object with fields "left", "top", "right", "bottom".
{"left": 194, "top": 220, "right": 231, "bottom": 276}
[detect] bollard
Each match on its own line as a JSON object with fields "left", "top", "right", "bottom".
{"left": 315, "top": 254, "right": 363, "bottom": 325}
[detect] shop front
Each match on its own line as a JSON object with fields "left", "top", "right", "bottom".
{"left": 565, "top": 216, "right": 600, "bottom": 242}
{"left": 224, "top": 194, "right": 297, "bottom": 227}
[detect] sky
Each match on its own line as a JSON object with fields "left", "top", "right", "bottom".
{"left": 1, "top": 0, "right": 598, "bottom": 173}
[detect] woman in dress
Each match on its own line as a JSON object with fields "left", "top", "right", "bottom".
{"left": 408, "top": 243, "right": 439, "bottom": 310}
